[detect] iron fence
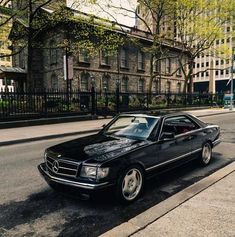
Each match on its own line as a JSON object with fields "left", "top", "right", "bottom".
{"left": 0, "top": 88, "right": 224, "bottom": 121}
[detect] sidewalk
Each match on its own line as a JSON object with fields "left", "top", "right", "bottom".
{"left": 101, "top": 162, "right": 235, "bottom": 237}
{"left": 0, "top": 108, "right": 234, "bottom": 146}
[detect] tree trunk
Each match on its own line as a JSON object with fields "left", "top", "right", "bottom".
{"left": 27, "top": 0, "right": 34, "bottom": 91}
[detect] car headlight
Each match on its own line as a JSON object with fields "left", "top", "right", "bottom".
{"left": 97, "top": 167, "right": 109, "bottom": 179}
{"left": 80, "top": 166, "right": 109, "bottom": 179}
{"left": 80, "top": 166, "right": 97, "bottom": 179}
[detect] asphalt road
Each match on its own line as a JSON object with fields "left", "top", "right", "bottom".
{"left": 0, "top": 113, "right": 235, "bottom": 237}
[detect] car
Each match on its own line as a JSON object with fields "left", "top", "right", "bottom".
{"left": 38, "top": 112, "right": 221, "bottom": 203}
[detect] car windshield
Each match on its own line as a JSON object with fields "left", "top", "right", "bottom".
{"left": 104, "top": 116, "right": 159, "bottom": 140}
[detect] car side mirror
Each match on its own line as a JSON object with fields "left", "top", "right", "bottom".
{"left": 160, "top": 132, "right": 175, "bottom": 141}
{"left": 102, "top": 124, "right": 106, "bottom": 128}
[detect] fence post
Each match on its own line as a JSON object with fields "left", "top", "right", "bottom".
{"left": 91, "top": 85, "right": 96, "bottom": 116}
{"left": 44, "top": 91, "right": 47, "bottom": 116}
{"left": 167, "top": 93, "right": 170, "bottom": 108}
{"left": 104, "top": 87, "right": 108, "bottom": 117}
{"left": 146, "top": 93, "right": 149, "bottom": 110}
{"left": 116, "top": 84, "right": 120, "bottom": 114}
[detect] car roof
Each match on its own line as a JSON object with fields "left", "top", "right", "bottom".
{"left": 120, "top": 111, "right": 191, "bottom": 119}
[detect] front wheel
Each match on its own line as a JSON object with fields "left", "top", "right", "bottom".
{"left": 200, "top": 142, "right": 212, "bottom": 166}
{"left": 116, "top": 165, "right": 144, "bottom": 203}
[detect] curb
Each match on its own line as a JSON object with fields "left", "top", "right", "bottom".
{"left": 0, "top": 129, "right": 100, "bottom": 146}
{"left": 100, "top": 161, "right": 235, "bottom": 237}
{"left": 1, "top": 110, "right": 235, "bottom": 146}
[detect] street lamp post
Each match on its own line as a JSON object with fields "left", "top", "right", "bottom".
{"left": 230, "top": 47, "right": 235, "bottom": 111}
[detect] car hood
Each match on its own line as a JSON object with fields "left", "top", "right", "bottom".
{"left": 47, "top": 133, "right": 148, "bottom": 163}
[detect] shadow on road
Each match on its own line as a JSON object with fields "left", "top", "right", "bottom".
{"left": 0, "top": 156, "right": 233, "bottom": 237}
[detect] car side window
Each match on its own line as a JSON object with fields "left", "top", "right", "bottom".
{"left": 161, "top": 116, "right": 199, "bottom": 136}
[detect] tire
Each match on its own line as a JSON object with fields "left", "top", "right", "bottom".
{"left": 200, "top": 142, "right": 212, "bottom": 166}
{"left": 115, "top": 165, "right": 144, "bottom": 203}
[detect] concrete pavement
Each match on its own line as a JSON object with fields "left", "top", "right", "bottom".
{"left": 0, "top": 108, "right": 235, "bottom": 146}
{"left": 101, "top": 162, "right": 235, "bottom": 237}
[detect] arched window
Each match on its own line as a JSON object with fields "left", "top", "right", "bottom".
{"left": 165, "top": 81, "right": 171, "bottom": 93}
{"left": 81, "top": 72, "right": 90, "bottom": 91}
{"left": 177, "top": 82, "right": 181, "bottom": 93}
{"left": 153, "top": 80, "right": 158, "bottom": 93}
{"left": 50, "top": 74, "right": 58, "bottom": 89}
{"left": 138, "top": 78, "right": 145, "bottom": 93}
{"left": 50, "top": 40, "right": 57, "bottom": 65}
{"left": 102, "top": 74, "right": 110, "bottom": 91}
{"left": 121, "top": 76, "right": 128, "bottom": 92}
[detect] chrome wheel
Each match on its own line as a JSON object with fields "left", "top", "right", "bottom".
{"left": 121, "top": 168, "right": 143, "bottom": 201}
{"left": 202, "top": 143, "right": 212, "bottom": 165}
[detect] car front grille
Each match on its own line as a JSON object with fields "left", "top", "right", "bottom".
{"left": 46, "top": 155, "right": 79, "bottom": 177}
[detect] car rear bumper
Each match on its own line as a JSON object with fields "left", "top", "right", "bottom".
{"left": 38, "top": 163, "right": 113, "bottom": 191}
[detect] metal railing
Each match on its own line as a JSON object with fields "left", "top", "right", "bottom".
{"left": 0, "top": 88, "right": 224, "bottom": 121}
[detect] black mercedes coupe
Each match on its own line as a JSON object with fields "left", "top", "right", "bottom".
{"left": 38, "top": 113, "right": 220, "bottom": 203}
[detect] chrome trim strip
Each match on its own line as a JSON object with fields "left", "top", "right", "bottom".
{"left": 212, "top": 139, "right": 221, "bottom": 146}
{"left": 146, "top": 148, "right": 202, "bottom": 171}
{"left": 39, "top": 164, "right": 109, "bottom": 190}
{"left": 46, "top": 162, "right": 77, "bottom": 178}
{"left": 59, "top": 167, "right": 78, "bottom": 171}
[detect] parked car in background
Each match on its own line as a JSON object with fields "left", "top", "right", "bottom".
{"left": 38, "top": 112, "right": 221, "bottom": 203}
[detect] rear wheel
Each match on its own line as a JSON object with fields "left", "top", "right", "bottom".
{"left": 116, "top": 165, "right": 144, "bottom": 203}
{"left": 200, "top": 142, "right": 212, "bottom": 166}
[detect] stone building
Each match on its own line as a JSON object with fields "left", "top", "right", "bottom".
{"left": 11, "top": 5, "right": 188, "bottom": 93}
{"left": 0, "top": 0, "right": 14, "bottom": 91}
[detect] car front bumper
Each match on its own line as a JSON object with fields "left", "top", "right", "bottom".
{"left": 38, "top": 163, "right": 113, "bottom": 191}
{"left": 212, "top": 139, "right": 221, "bottom": 147}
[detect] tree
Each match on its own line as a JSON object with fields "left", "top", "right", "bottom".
{"left": 174, "top": 0, "right": 235, "bottom": 93}
{"left": 0, "top": 0, "right": 124, "bottom": 90}
{"left": 96, "top": 0, "right": 235, "bottom": 94}
{"left": 96, "top": 0, "right": 185, "bottom": 95}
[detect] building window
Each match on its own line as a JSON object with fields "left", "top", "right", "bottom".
{"left": 221, "top": 70, "right": 224, "bottom": 75}
{"left": 50, "top": 74, "right": 58, "bottom": 89}
{"left": 221, "top": 60, "right": 224, "bottom": 65}
{"left": 177, "top": 60, "right": 182, "bottom": 76}
{"left": 2, "top": 78, "right": 12, "bottom": 86}
{"left": 79, "top": 49, "right": 89, "bottom": 63}
{"left": 165, "top": 81, "right": 171, "bottom": 93}
{"left": 166, "top": 58, "right": 171, "bottom": 74}
{"left": 19, "top": 50, "right": 25, "bottom": 68}
{"left": 121, "top": 76, "right": 128, "bottom": 92}
{"left": 102, "top": 74, "right": 110, "bottom": 91}
{"left": 154, "top": 60, "right": 161, "bottom": 73}
{"left": 81, "top": 72, "right": 90, "bottom": 91}
{"left": 120, "top": 48, "right": 128, "bottom": 68}
{"left": 100, "top": 49, "right": 109, "bottom": 66}
{"left": 138, "top": 79, "right": 144, "bottom": 93}
{"left": 153, "top": 80, "right": 158, "bottom": 93}
{"left": 201, "top": 62, "right": 204, "bottom": 67}
{"left": 206, "top": 62, "right": 209, "bottom": 67}
{"left": 177, "top": 82, "right": 181, "bottom": 93}
{"left": 215, "top": 70, "right": 219, "bottom": 76}
{"left": 50, "top": 40, "right": 57, "bottom": 65}
{"left": 215, "top": 60, "right": 219, "bottom": 65}
{"left": 137, "top": 50, "right": 145, "bottom": 70}
{"left": 206, "top": 72, "right": 209, "bottom": 77}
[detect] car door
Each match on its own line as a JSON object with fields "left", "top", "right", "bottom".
{"left": 147, "top": 116, "right": 194, "bottom": 172}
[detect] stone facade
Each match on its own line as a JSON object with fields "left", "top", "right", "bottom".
{"left": 11, "top": 7, "right": 188, "bottom": 93}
